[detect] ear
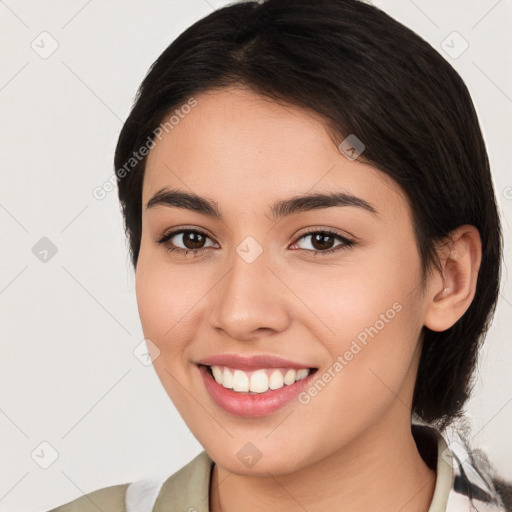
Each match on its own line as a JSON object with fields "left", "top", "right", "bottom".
{"left": 423, "top": 225, "right": 482, "bottom": 332}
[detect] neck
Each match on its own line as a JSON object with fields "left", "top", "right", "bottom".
{"left": 210, "top": 410, "right": 436, "bottom": 512}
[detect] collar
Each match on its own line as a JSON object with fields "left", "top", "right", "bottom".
{"left": 412, "top": 416, "right": 506, "bottom": 511}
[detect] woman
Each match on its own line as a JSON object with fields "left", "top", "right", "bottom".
{"left": 49, "top": 0, "right": 511, "bottom": 510}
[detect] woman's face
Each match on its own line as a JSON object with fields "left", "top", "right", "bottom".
{"left": 136, "top": 85, "right": 433, "bottom": 475}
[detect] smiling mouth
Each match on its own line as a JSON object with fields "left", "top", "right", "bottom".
{"left": 201, "top": 364, "right": 319, "bottom": 394}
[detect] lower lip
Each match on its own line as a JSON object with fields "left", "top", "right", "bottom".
{"left": 198, "top": 364, "right": 317, "bottom": 418}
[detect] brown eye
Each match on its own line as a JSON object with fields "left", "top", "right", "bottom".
{"left": 157, "top": 229, "right": 218, "bottom": 256}
{"left": 310, "top": 233, "right": 336, "bottom": 251}
{"left": 291, "top": 230, "right": 354, "bottom": 255}
{"left": 180, "top": 231, "right": 207, "bottom": 249}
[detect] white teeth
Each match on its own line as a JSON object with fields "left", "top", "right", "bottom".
{"left": 222, "top": 367, "right": 233, "bottom": 389}
{"left": 296, "top": 369, "right": 309, "bottom": 381}
{"left": 283, "top": 369, "right": 296, "bottom": 385}
{"left": 209, "top": 365, "right": 312, "bottom": 393}
{"left": 250, "top": 370, "right": 269, "bottom": 393}
{"left": 232, "top": 369, "right": 249, "bottom": 392}
{"left": 269, "top": 369, "right": 284, "bottom": 390}
{"left": 211, "top": 366, "right": 223, "bottom": 385}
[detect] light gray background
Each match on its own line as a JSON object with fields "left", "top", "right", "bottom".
{"left": 0, "top": 1, "right": 511, "bottom": 511}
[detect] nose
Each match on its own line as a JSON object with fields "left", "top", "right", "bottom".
{"left": 209, "top": 247, "right": 292, "bottom": 342}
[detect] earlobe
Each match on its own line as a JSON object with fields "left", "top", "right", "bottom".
{"left": 424, "top": 225, "right": 482, "bottom": 332}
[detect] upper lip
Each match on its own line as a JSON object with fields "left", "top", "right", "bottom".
{"left": 197, "top": 354, "right": 317, "bottom": 371}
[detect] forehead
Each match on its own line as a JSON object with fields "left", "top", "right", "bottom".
{"left": 142, "top": 86, "right": 407, "bottom": 221}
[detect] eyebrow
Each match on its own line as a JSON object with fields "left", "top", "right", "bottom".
{"left": 146, "top": 188, "right": 378, "bottom": 220}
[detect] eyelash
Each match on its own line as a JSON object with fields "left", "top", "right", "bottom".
{"left": 156, "top": 228, "right": 355, "bottom": 258}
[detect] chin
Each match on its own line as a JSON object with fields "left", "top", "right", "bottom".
{"left": 204, "top": 437, "right": 314, "bottom": 477}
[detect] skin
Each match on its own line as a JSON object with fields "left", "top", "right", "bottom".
{"left": 136, "top": 85, "right": 482, "bottom": 512}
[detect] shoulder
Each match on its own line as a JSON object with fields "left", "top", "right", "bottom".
{"left": 46, "top": 451, "right": 214, "bottom": 512}
{"left": 153, "top": 450, "right": 213, "bottom": 511}
{"left": 47, "top": 483, "right": 129, "bottom": 512}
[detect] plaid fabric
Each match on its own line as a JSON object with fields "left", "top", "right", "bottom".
{"left": 442, "top": 434, "right": 508, "bottom": 511}
{"left": 412, "top": 414, "right": 509, "bottom": 512}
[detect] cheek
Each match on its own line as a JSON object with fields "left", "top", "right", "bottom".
{"left": 290, "top": 241, "right": 423, "bottom": 348}
{"left": 135, "top": 249, "right": 202, "bottom": 358}
{"left": 289, "top": 279, "right": 423, "bottom": 460}
{"left": 289, "top": 240, "right": 424, "bottom": 402}
{"left": 134, "top": 254, "right": 204, "bottom": 410}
